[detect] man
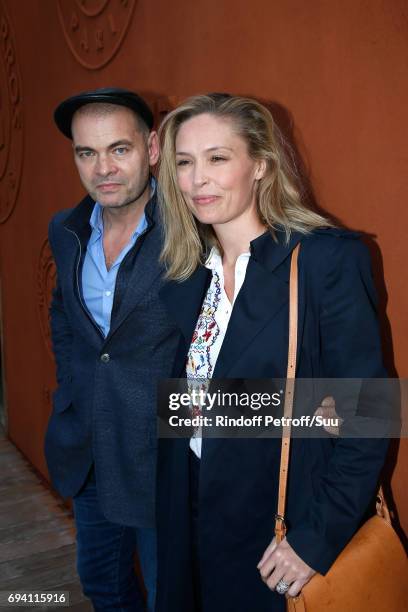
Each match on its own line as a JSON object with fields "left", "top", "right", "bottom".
{"left": 45, "top": 88, "right": 180, "bottom": 611}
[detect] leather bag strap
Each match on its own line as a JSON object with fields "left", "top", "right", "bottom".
{"left": 275, "top": 243, "right": 300, "bottom": 543}
{"left": 274, "top": 243, "right": 390, "bottom": 545}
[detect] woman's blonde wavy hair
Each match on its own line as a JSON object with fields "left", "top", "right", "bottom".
{"left": 158, "top": 93, "right": 332, "bottom": 280}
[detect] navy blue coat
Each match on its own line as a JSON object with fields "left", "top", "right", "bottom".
{"left": 156, "top": 228, "right": 389, "bottom": 612}
{"left": 45, "top": 192, "right": 180, "bottom": 527}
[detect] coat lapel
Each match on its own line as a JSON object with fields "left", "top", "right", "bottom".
{"left": 107, "top": 222, "right": 164, "bottom": 338}
{"left": 93, "top": 193, "right": 164, "bottom": 341}
{"left": 212, "top": 258, "right": 289, "bottom": 379}
{"left": 63, "top": 197, "right": 104, "bottom": 349}
{"left": 159, "top": 265, "right": 212, "bottom": 354}
{"left": 203, "top": 230, "right": 304, "bottom": 462}
{"left": 213, "top": 230, "right": 303, "bottom": 378}
{"left": 159, "top": 230, "right": 305, "bottom": 379}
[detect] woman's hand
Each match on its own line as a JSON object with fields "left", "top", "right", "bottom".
{"left": 257, "top": 537, "right": 316, "bottom": 597}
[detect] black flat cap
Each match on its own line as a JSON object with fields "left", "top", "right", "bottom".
{"left": 54, "top": 87, "right": 154, "bottom": 139}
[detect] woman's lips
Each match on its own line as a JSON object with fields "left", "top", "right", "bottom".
{"left": 192, "top": 195, "right": 219, "bottom": 205}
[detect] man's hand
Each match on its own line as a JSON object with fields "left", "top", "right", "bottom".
{"left": 257, "top": 537, "right": 316, "bottom": 597}
{"left": 314, "top": 395, "right": 343, "bottom": 436}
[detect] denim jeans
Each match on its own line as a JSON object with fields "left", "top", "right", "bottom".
{"left": 73, "top": 468, "right": 156, "bottom": 612}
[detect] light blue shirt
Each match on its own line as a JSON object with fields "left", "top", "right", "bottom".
{"left": 82, "top": 204, "right": 148, "bottom": 337}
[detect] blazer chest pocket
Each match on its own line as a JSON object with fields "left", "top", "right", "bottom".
{"left": 52, "top": 384, "right": 72, "bottom": 414}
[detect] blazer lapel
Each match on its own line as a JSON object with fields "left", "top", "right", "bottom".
{"left": 159, "top": 230, "right": 305, "bottom": 379}
{"left": 107, "top": 223, "right": 164, "bottom": 338}
{"left": 160, "top": 265, "right": 212, "bottom": 345}
{"left": 67, "top": 241, "right": 105, "bottom": 349}
{"left": 203, "top": 231, "right": 304, "bottom": 462}
{"left": 213, "top": 230, "right": 303, "bottom": 379}
{"left": 212, "top": 259, "right": 288, "bottom": 379}
{"left": 63, "top": 198, "right": 104, "bottom": 349}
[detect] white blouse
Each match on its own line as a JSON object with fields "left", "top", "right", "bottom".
{"left": 186, "top": 247, "right": 250, "bottom": 458}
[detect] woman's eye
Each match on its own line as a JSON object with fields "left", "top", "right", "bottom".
{"left": 210, "top": 155, "right": 227, "bottom": 162}
{"left": 176, "top": 159, "right": 191, "bottom": 167}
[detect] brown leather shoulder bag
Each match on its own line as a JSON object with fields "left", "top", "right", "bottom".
{"left": 278, "top": 244, "right": 408, "bottom": 612}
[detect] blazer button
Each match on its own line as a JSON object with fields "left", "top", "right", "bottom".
{"left": 100, "top": 353, "right": 110, "bottom": 363}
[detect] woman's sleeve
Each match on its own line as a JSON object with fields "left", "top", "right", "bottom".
{"left": 286, "top": 236, "right": 390, "bottom": 574}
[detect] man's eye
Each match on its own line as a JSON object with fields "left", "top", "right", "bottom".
{"left": 113, "top": 147, "right": 128, "bottom": 155}
{"left": 79, "top": 151, "right": 94, "bottom": 158}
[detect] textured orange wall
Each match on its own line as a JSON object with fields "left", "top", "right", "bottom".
{"left": 0, "top": 0, "right": 406, "bottom": 534}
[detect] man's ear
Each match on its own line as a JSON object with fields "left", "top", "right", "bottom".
{"left": 148, "top": 131, "right": 160, "bottom": 166}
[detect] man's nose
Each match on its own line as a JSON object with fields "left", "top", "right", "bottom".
{"left": 95, "top": 155, "right": 116, "bottom": 176}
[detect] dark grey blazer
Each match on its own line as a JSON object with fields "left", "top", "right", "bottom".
{"left": 45, "top": 191, "right": 180, "bottom": 527}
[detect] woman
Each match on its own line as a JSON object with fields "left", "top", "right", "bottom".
{"left": 155, "top": 94, "right": 388, "bottom": 612}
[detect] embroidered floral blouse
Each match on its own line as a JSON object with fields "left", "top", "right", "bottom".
{"left": 186, "top": 247, "right": 250, "bottom": 458}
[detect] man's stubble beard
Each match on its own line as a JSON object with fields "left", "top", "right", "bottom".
{"left": 89, "top": 172, "right": 151, "bottom": 211}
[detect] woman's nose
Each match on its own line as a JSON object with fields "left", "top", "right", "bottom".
{"left": 192, "top": 161, "right": 209, "bottom": 186}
